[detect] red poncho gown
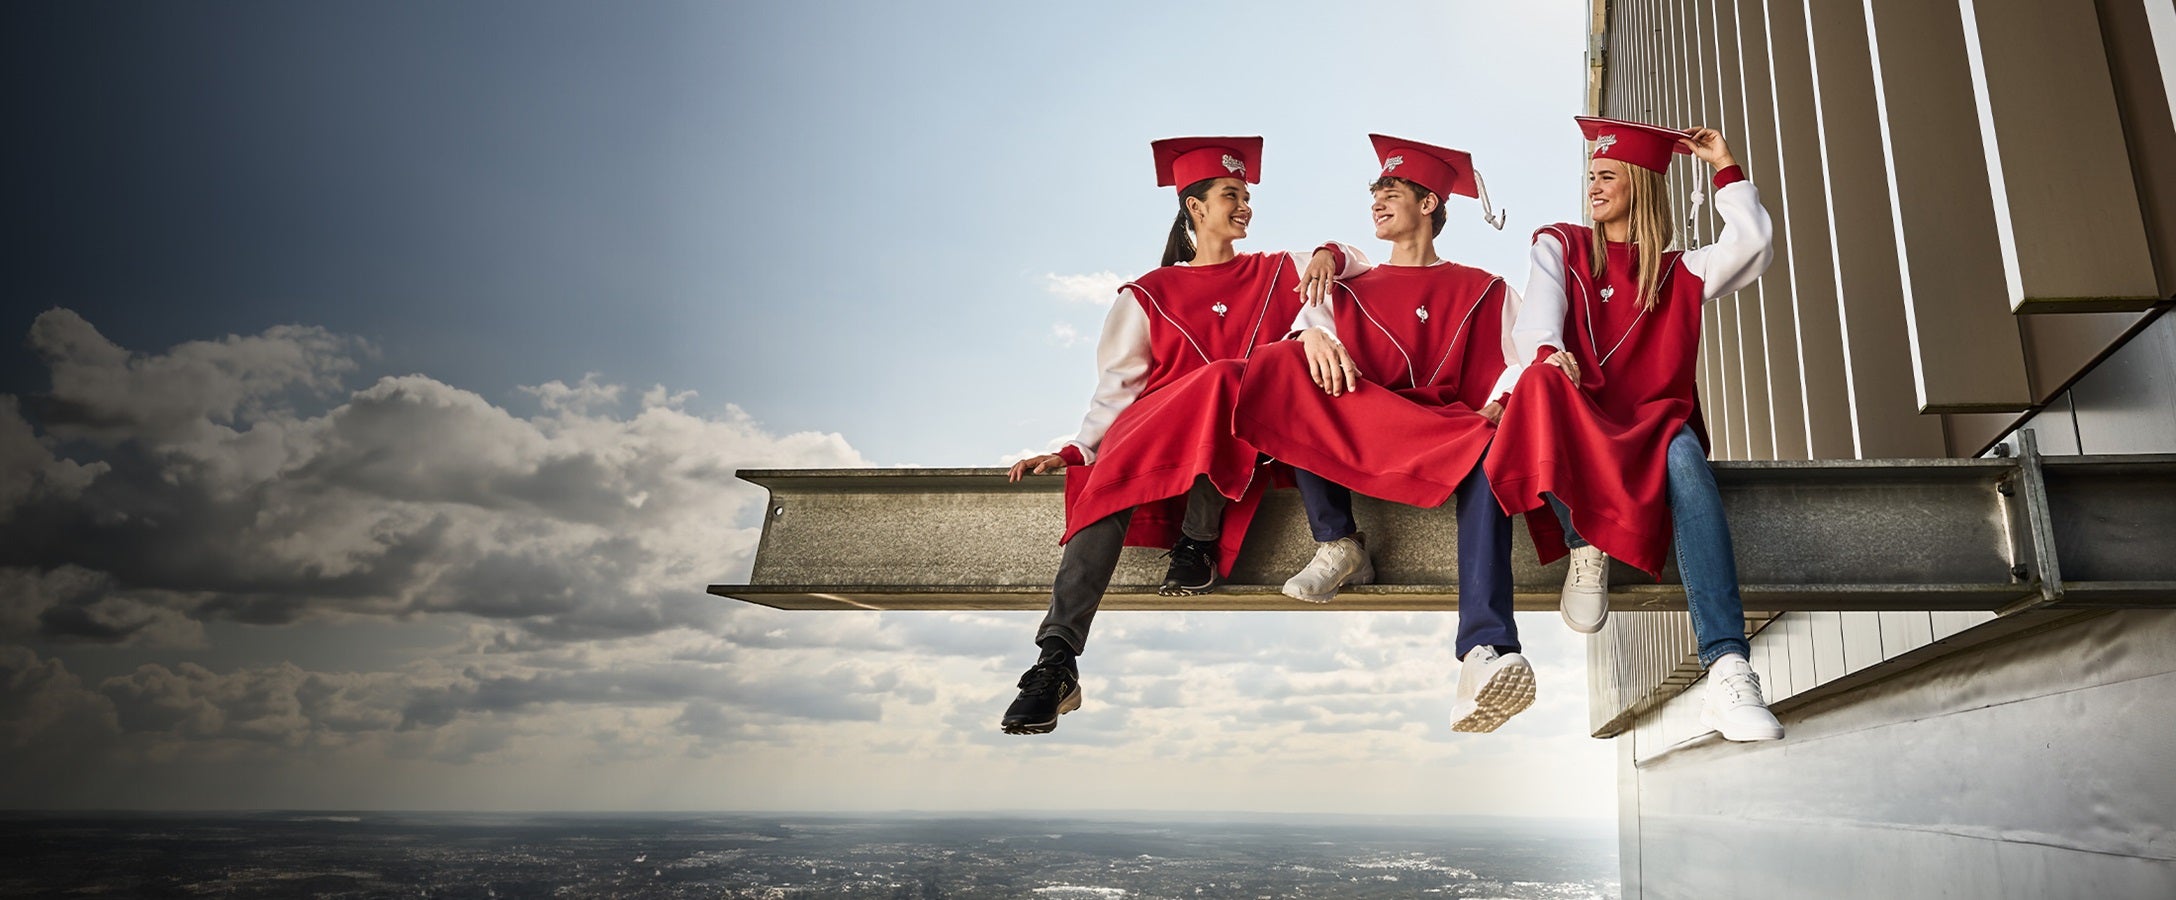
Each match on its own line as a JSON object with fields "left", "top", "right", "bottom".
{"left": 1058, "top": 251, "right": 1309, "bottom": 573}
{"left": 1232, "top": 262, "right": 1519, "bottom": 508}
{"left": 1485, "top": 168, "right": 1773, "bottom": 575}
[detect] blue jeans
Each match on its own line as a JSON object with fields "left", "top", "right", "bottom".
{"left": 1545, "top": 493, "right": 1590, "bottom": 548}
{"left": 1293, "top": 469, "right": 1357, "bottom": 543}
{"left": 1546, "top": 425, "right": 1750, "bottom": 666}
{"left": 1295, "top": 465, "right": 1519, "bottom": 658}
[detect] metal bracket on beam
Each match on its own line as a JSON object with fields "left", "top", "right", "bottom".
{"left": 1999, "top": 429, "right": 2066, "bottom": 614}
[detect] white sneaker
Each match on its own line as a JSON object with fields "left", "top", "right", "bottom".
{"left": 1449, "top": 645, "right": 1536, "bottom": 733}
{"left": 1281, "top": 533, "right": 1374, "bottom": 603}
{"left": 1560, "top": 545, "right": 1610, "bottom": 633}
{"left": 1699, "top": 653, "right": 1784, "bottom": 742}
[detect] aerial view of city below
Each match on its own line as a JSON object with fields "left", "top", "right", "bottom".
{"left": 0, "top": 812, "right": 1618, "bottom": 898}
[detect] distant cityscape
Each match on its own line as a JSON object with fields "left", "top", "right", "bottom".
{"left": 1, "top": 812, "right": 1618, "bottom": 898}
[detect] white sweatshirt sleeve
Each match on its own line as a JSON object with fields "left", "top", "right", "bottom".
{"left": 1064, "top": 289, "right": 1152, "bottom": 463}
{"left": 1286, "top": 297, "right": 1339, "bottom": 343}
{"left": 1513, "top": 234, "right": 1572, "bottom": 361}
{"left": 1680, "top": 180, "right": 1775, "bottom": 300}
{"left": 1329, "top": 242, "right": 1372, "bottom": 278}
{"left": 1486, "top": 280, "right": 1526, "bottom": 403}
{"left": 1281, "top": 243, "right": 1374, "bottom": 282}
{"left": 1279, "top": 243, "right": 1371, "bottom": 342}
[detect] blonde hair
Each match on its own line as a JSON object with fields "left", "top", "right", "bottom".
{"left": 1587, "top": 159, "right": 1675, "bottom": 310}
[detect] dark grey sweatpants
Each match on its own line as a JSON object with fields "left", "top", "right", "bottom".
{"left": 1034, "top": 476, "right": 1228, "bottom": 655}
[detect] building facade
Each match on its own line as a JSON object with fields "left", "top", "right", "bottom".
{"left": 1582, "top": 1, "right": 2176, "bottom": 895}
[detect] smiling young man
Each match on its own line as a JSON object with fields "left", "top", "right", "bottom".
{"left": 1231, "top": 135, "right": 1535, "bottom": 733}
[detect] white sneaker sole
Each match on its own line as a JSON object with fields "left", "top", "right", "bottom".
{"left": 1560, "top": 551, "right": 1610, "bottom": 633}
{"left": 1561, "top": 603, "right": 1608, "bottom": 634}
{"left": 1280, "top": 560, "right": 1375, "bottom": 604}
{"left": 1450, "top": 659, "right": 1536, "bottom": 733}
{"left": 1699, "top": 707, "right": 1784, "bottom": 742}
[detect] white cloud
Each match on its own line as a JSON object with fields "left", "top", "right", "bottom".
{"left": 0, "top": 310, "right": 1615, "bottom": 819}
{"left": 520, "top": 373, "right": 625, "bottom": 414}
{"left": 1042, "top": 271, "right": 1125, "bottom": 306}
{"left": 1049, "top": 321, "right": 1087, "bottom": 347}
{"left": 997, "top": 434, "right": 1072, "bottom": 466}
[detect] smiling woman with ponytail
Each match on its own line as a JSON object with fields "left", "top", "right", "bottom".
{"left": 996, "top": 136, "right": 1365, "bottom": 736}
{"left": 1161, "top": 178, "right": 1217, "bottom": 267}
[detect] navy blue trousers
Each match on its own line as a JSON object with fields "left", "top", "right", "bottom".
{"left": 1294, "top": 462, "right": 1520, "bottom": 658}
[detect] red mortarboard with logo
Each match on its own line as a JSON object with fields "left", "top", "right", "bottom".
{"left": 1367, "top": 133, "right": 1479, "bottom": 200}
{"left": 1576, "top": 116, "right": 1693, "bottom": 173}
{"left": 1366, "top": 133, "right": 1506, "bottom": 229}
{"left": 1151, "top": 136, "right": 1263, "bottom": 194}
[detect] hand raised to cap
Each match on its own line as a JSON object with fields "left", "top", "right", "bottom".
{"left": 1679, "top": 128, "right": 1737, "bottom": 171}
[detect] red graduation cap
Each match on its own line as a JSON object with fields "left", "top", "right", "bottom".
{"left": 1367, "top": 133, "right": 1506, "bottom": 230}
{"left": 1576, "top": 115, "right": 1693, "bottom": 173}
{"left": 1368, "top": 133, "right": 1478, "bottom": 200}
{"left": 1151, "top": 136, "right": 1262, "bottom": 194}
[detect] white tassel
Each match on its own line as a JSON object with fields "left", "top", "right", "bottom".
{"left": 1474, "top": 170, "right": 1507, "bottom": 231}
{"left": 1684, "top": 187, "right": 1707, "bottom": 248}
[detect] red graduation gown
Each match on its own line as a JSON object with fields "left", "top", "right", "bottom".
{"left": 1231, "top": 263, "right": 1509, "bottom": 508}
{"left": 1485, "top": 224, "right": 1710, "bottom": 576}
{"left": 1061, "top": 252, "right": 1304, "bottom": 574}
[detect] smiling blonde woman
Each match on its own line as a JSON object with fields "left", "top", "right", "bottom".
{"left": 1486, "top": 116, "right": 1785, "bottom": 742}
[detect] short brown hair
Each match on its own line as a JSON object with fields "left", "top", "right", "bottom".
{"left": 1368, "top": 176, "right": 1447, "bottom": 237}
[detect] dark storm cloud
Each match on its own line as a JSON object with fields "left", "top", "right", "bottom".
{"left": 27, "top": 311, "right": 363, "bottom": 444}
{"left": 0, "top": 646, "right": 119, "bottom": 751}
{"left": 0, "top": 309, "right": 866, "bottom": 644}
{"left": 32, "top": 648, "right": 926, "bottom": 767}
{"left": 0, "top": 310, "right": 932, "bottom": 766}
{"left": 0, "top": 566, "right": 203, "bottom": 647}
{"left": 400, "top": 663, "right": 914, "bottom": 730}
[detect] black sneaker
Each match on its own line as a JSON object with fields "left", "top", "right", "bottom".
{"left": 1000, "top": 662, "right": 1082, "bottom": 735}
{"left": 1158, "top": 537, "right": 1220, "bottom": 596}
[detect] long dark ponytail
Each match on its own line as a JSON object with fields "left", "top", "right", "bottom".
{"left": 1160, "top": 179, "right": 1216, "bottom": 267}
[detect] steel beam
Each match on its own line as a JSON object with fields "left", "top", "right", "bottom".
{"left": 710, "top": 447, "right": 2176, "bottom": 613}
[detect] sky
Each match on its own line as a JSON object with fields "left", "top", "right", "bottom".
{"left": 0, "top": 0, "right": 1616, "bottom": 817}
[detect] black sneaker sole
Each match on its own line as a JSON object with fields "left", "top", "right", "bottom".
{"left": 1000, "top": 685, "right": 1083, "bottom": 735}
{"left": 1157, "top": 577, "right": 1222, "bottom": 597}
